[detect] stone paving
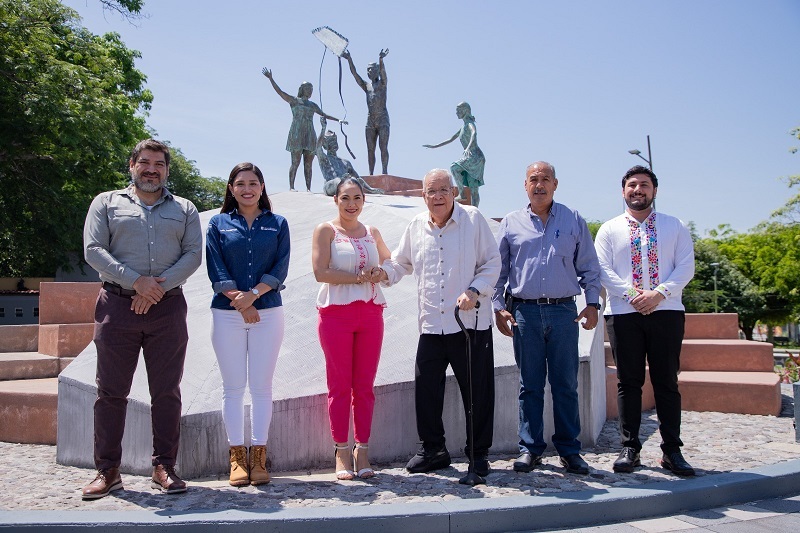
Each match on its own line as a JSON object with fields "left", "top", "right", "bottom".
{"left": 1, "top": 385, "right": 798, "bottom": 513}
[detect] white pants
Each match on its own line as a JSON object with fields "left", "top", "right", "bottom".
{"left": 210, "top": 307, "right": 284, "bottom": 446}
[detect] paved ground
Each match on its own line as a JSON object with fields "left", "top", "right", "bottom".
{"left": 566, "top": 493, "right": 800, "bottom": 532}
{"left": 1, "top": 386, "right": 798, "bottom": 520}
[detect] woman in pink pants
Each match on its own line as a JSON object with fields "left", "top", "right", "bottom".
{"left": 312, "top": 177, "right": 391, "bottom": 480}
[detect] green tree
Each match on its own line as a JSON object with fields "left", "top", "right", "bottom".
{"left": 166, "top": 146, "right": 226, "bottom": 212}
{"left": 0, "top": 0, "right": 222, "bottom": 277}
{"left": 714, "top": 223, "right": 800, "bottom": 337}
{"left": 684, "top": 238, "right": 766, "bottom": 340}
{"left": 772, "top": 126, "right": 800, "bottom": 223}
{"left": 0, "top": 0, "right": 151, "bottom": 277}
{"left": 586, "top": 220, "right": 602, "bottom": 240}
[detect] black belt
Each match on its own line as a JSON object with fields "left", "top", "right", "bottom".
{"left": 511, "top": 296, "right": 575, "bottom": 305}
{"left": 103, "top": 282, "right": 182, "bottom": 298}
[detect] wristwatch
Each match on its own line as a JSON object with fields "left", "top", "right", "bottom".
{"left": 467, "top": 286, "right": 480, "bottom": 296}
{"left": 251, "top": 288, "right": 260, "bottom": 297}
{"left": 587, "top": 302, "right": 601, "bottom": 310}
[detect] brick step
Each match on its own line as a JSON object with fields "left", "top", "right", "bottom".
{"left": 0, "top": 352, "right": 73, "bottom": 381}
{"left": 0, "top": 377, "right": 57, "bottom": 444}
{"left": 604, "top": 339, "right": 775, "bottom": 372}
{"left": 684, "top": 313, "right": 740, "bottom": 340}
{"left": 605, "top": 368, "right": 781, "bottom": 418}
{"left": 679, "top": 371, "right": 781, "bottom": 415}
{"left": 38, "top": 323, "right": 94, "bottom": 357}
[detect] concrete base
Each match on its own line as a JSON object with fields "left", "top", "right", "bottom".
{"left": 57, "top": 358, "right": 598, "bottom": 476}
{"left": 56, "top": 193, "right": 608, "bottom": 477}
{"left": 0, "top": 324, "right": 38, "bottom": 352}
{"left": 0, "top": 378, "right": 57, "bottom": 444}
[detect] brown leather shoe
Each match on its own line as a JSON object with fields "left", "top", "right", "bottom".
{"left": 151, "top": 464, "right": 187, "bottom": 494}
{"left": 82, "top": 468, "right": 123, "bottom": 500}
{"left": 249, "top": 445, "right": 271, "bottom": 485}
{"left": 229, "top": 445, "right": 250, "bottom": 487}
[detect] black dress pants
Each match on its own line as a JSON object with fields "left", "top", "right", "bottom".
{"left": 606, "top": 310, "right": 685, "bottom": 454}
{"left": 414, "top": 329, "right": 494, "bottom": 456}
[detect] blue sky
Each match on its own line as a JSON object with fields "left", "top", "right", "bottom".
{"left": 63, "top": 0, "right": 799, "bottom": 233}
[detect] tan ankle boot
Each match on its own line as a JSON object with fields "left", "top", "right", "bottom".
{"left": 229, "top": 445, "right": 249, "bottom": 486}
{"left": 249, "top": 445, "right": 270, "bottom": 485}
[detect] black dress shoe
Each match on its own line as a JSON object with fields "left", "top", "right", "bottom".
{"left": 513, "top": 452, "right": 542, "bottom": 473}
{"left": 613, "top": 447, "right": 641, "bottom": 473}
{"left": 559, "top": 454, "right": 590, "bottom": 475}
{"left": 406, "top": 445, "right": 451, "bottom": 473}
{"left": 469, "top": 455, "right": 490, "bottom": 477}
{"left": 661, "top": 451, "right": 695, "bottom": 476}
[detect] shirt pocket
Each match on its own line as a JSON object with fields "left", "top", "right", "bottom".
{"left": 552, "top": 235, "right": 576, "bottom": 260}
{"left": 108, "top": 208, "right": 142, "bottom": 234}
{"left": 158, "top": 211, "right": 186, "bottom": 241}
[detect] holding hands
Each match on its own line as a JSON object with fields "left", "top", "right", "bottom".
{"left": 631, "top": 289, "right": 665, "bottom": 315}
{"left": 131, "top": 275, "right": 167, "bottom": 314}
{"left": 356, "top": 267, "right": 386, "bottom": 284}
{"left": 225, "top": 289, "right": 265, "bottom": 323}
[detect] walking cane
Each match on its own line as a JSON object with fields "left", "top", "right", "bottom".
{"left": 454, "top": 302, "right": 486, "bottom": 486}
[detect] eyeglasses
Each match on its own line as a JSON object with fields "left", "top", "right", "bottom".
{"left": 424, "top": 187, "right": 453, "bottom": 198}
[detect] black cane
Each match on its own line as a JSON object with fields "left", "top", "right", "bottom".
{"left": 454, "top": 302, "right": 485, "bottom": 486}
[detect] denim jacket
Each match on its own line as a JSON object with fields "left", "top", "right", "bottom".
{"left": 206, "top": 208, "right": 290, "bottom": 310}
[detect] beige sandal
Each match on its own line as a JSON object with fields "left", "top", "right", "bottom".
{"left": 353, "top": 443, "right": 375, "bottom": 479}
{"left": 334, "top": 444, "right": 354, "bottom": 480}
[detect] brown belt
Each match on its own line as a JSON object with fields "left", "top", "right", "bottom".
{"left": 103, "top": 282, "right": 182, "bottom": 298}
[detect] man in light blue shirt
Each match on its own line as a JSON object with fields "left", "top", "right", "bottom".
{"left": 493, "top": 161, "right": 601, "bottom": 475}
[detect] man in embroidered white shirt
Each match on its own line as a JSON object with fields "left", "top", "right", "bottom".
{"left": 595, "top": 165, "right": 696, "bottom": 476}
{"left": 378, "top": 168, "right": 501, "bottom": 475}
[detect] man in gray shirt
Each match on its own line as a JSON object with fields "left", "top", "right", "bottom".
{"left": 81, "top": 139, "right": 202, "bottom": 499}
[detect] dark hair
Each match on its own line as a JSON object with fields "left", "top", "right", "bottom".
{"left": 221, "top": 162, "right": 272, "bottom": 213}
{"left": 622, "top": 165, "right": 658, "bottom": 188}
{"left": 335, "top": 177, "right": 364, "bottom": 197}
{"left": 130, "top": 139, "right": 170, "bottom": 167}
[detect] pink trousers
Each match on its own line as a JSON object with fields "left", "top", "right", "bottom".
{"left": 317, "top": 300, "right": 384, "bottom": 443}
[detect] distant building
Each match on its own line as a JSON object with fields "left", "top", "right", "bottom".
{"left": 0, "top": 289, "right": 39, "bottom": 325}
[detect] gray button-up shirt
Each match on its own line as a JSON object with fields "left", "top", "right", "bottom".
{"left": 83, "top": 185, "right": 202, "bottom": 290}
{"left": 492, "top": 202, "right": 601, "bottom": 311}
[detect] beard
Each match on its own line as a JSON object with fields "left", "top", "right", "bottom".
{"left": 625, "top": 195, "right": 654, "bottom": 211}
{"left": 133, "top": 173, "right": 165, "bottom": 193}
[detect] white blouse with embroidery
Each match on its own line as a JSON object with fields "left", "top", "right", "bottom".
{"left": 316, "top": 223, "right": 387, "bottom": 308}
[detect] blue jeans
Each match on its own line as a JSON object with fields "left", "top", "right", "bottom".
{"left": 512, "top": 300, "right": 581, "bottom": 456}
